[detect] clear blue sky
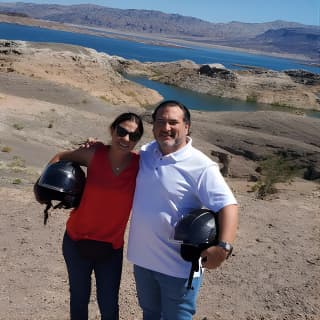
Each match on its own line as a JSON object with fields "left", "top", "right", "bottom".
{"left": 1, "top": 0, "right": 319, "bottom": 26}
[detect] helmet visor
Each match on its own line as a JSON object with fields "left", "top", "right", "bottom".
{"left": 38, "top": 167, "right": 78, "bottom": 194}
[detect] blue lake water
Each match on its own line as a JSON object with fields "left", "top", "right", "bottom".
{"left": 126, "top": 75, "right": 320, "bottom": 119}
{"left": 1, "top": 22, "right": 319, "bottom": 73}
{"left": 1, "top": 22, "right": 320, "bottom": 118}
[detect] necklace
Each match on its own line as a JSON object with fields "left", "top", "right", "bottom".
{"left": 112, "top": 164, "right": 123, "bottom": 175}
{"left": 109, "top": 152, "right": 132, "bottom": 175}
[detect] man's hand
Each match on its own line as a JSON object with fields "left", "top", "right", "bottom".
{"left": 200, "top": 245, "right": 228, "bottom": 269}
{"left": 78, "top": 137, "right": 100, "bottom": 148}
{"left": 201, "top": 204, "right": 238, "bottom": 269}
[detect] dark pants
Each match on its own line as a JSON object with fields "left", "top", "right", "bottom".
{"left": 62, "top": 232, "right": 123, "bottom": 320}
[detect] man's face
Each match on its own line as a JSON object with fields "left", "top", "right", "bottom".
{"left": 153, "top": 105, "right": 190, "bottom": 155}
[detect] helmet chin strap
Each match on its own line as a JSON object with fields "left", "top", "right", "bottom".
{"left": 187, "top": 259, "right": 200, "bottom": 290}
{"left": 180, "top": 244, "right": 202, "bottom": 290}
{"left": 43, "top": 201, "right": 64, "bottom": 225}
{"left": 43, "top": 203, "right": 51, "bottom": 225}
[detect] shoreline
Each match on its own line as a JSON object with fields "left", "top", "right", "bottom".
{"left": 0, "top": 14, "right": 317, "bottom": 66}
{"left": 64, "top": 22, "right": 315, "bottom": 64}
{"left": 1, "top": 38, "right": 319, "bottom": 114}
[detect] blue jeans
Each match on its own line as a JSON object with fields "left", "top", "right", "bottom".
{"left": 62, "top": 232, "right": 123, "bottom": 320}
{"left": 133, "top": 265, "right": 202, "bottom": 320}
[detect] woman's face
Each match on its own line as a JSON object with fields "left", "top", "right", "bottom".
{"left": 111, "top": 120, "right": 140, "bottom": 153}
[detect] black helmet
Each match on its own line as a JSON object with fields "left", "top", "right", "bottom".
{"left": 34, "top": 160, "right": 86, "bottom": 224}
{"left": 174, "top": 208, "right": 219, "bottom": 289}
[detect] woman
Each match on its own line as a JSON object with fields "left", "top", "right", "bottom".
{"left": 45, "top": 112, "right": 143, "bottom": 320}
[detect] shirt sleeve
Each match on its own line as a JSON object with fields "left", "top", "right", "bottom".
{"left": 197, "top": 164, "right": 237, "bottom": 213}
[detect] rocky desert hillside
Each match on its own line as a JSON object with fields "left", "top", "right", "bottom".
{"left": 0, "top": 40, "right": 319, "bottom": 320}
{"left": 0, "top": 39, "right": 319, "bottom": 181}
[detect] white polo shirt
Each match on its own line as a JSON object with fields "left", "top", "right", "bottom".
{"left": 127, "top": 138, "right": 237, "bottom": 278}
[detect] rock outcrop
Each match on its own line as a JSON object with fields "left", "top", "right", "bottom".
{"left": 113, "top": 59, "right": 320, "bottom": 111}
{"left": 1, "top": 39, "right": 319, "bottom": 111}
{"left": 0, "top": 40, "right": 162, "bottom": 107}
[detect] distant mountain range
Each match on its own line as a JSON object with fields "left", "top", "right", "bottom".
{"left": 0, "top": 2, "right": 319, "bottom": 61}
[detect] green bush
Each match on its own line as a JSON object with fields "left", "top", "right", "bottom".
{"left": 8, "top": 156, "right": 26, "bottom": 168}
{"left": 246, "top": 94, "right": 258, "bottom": 103}
{"left": 13, "top": 123, "right": 24, "bottom": 130}
{"left": 12, "top": 178, "right": 22, "bottom": 185}
{"left": 253, "top": 154, "right": 299, "bottom": 199}
{"left": 1, "top": 146, "right": 11, "bottom": 152}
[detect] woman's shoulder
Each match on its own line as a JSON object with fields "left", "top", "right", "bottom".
{"left": 86, "top": 143, "right": 107, "bottom": 163}
{"left": 93, "top": 142, "right": 108, "bottom": 152}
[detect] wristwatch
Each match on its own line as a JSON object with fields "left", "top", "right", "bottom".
{"left": 217, "top": 241, "right": 233, "bottom": 259}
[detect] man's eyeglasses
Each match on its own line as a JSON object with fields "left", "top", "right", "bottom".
{"left": 116, "top": 125, "right": 141, "bottom": 142}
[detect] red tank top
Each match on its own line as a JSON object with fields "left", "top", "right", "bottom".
{"left": 66, "top": 144, "right": 139, "bottom": 249}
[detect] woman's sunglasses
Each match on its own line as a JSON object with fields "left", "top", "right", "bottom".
{"left": 116, "top": 125, "right": 141, "bottom": 142}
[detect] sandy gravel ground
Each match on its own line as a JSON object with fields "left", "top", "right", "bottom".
{"left": 0, "top": 71, "right": 319, "bottom": 320}
{"left": 0, "top": 172, "right": 319, "bottom": 320}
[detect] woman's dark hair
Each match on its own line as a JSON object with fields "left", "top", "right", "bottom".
{"left": 152, "top": 100, "right": 191, "bottom": 126}
{"left": 110, "top": 112, "right": 144, "bottom": 139}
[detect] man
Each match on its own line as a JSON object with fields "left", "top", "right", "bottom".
{"left": 127, "top": 100, "right": 238, "bottom": 320}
